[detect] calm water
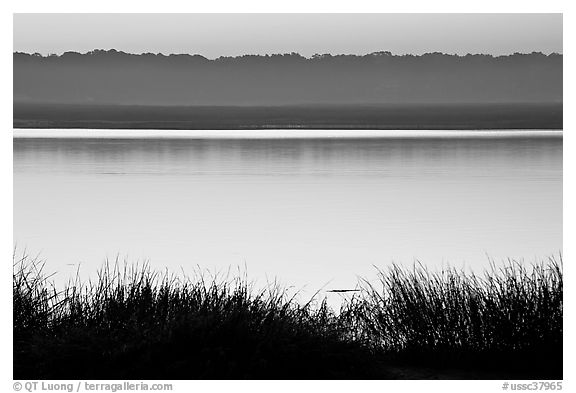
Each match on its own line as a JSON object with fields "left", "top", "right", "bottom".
{"left": 13, "top": 130, "right": 562, "bottom": 294}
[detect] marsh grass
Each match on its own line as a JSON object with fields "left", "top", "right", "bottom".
{"left": 13, "top": 253, "right": 562, "bottom": 379}
{"left": 13, "top": 255, "right": 378, "bottom": 379}
{"left": 340, "top": 257, "right": 563, "bottom": 377}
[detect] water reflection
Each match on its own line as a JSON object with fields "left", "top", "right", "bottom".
{"left": 13, "top": 132, "right": 562, "bottom": 294}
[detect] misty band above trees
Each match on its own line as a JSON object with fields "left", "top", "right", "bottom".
{"left": 13, "top": 50, "right": 562, "bottom": 106}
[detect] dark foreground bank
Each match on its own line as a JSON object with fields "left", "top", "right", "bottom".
{"left": 13, "top": 256, "right": 562, "bottom": 380}
{"left": 13, "top": 103, "right": 562, "bottom": 130}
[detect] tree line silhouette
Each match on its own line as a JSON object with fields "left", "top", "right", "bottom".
{"left": 14, "top": 50, "right": 562, "bottom": 106}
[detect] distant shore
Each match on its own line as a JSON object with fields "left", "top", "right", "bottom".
{"left": 13, "top": 103, "right": 563, "bottom": 130}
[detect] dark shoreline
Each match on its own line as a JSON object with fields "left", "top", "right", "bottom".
{"left": 13, "top": 103, "right": 563, "bottom": 130}
{"left": 14, "top": 255, "right": 563, "bottom": 380}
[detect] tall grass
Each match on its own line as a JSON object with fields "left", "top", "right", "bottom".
{"left": 13, "top": 253, "right": 562, "bottom": 379}
{"left": 13, "top": 255, "right": 378, "bottom": 379}
{"left": 340, "top": 256, "right": 563, "bottom": 376}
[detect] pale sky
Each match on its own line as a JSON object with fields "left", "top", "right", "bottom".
{"left": 13, "top": 13, "right": 562, "bottom": 58}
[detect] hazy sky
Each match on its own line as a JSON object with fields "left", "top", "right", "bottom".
{"left": 14, "top": 13, "right": 562, "bottom": 58}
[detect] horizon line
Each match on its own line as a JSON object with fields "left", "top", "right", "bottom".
{"left": 13, "top": 49, "right": 563, "bottom": 60}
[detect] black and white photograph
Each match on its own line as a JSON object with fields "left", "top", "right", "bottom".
{"left": 10, "top": 10, "right": 565, "bottom": 384}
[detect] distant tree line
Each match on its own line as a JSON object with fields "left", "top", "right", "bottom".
{"left": 14, "top": 50, "right": 562, "bottom": 106}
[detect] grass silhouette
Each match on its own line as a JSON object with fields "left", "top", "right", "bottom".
{"left": 13, "top": 254, "right": 562, "bottom": 379}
